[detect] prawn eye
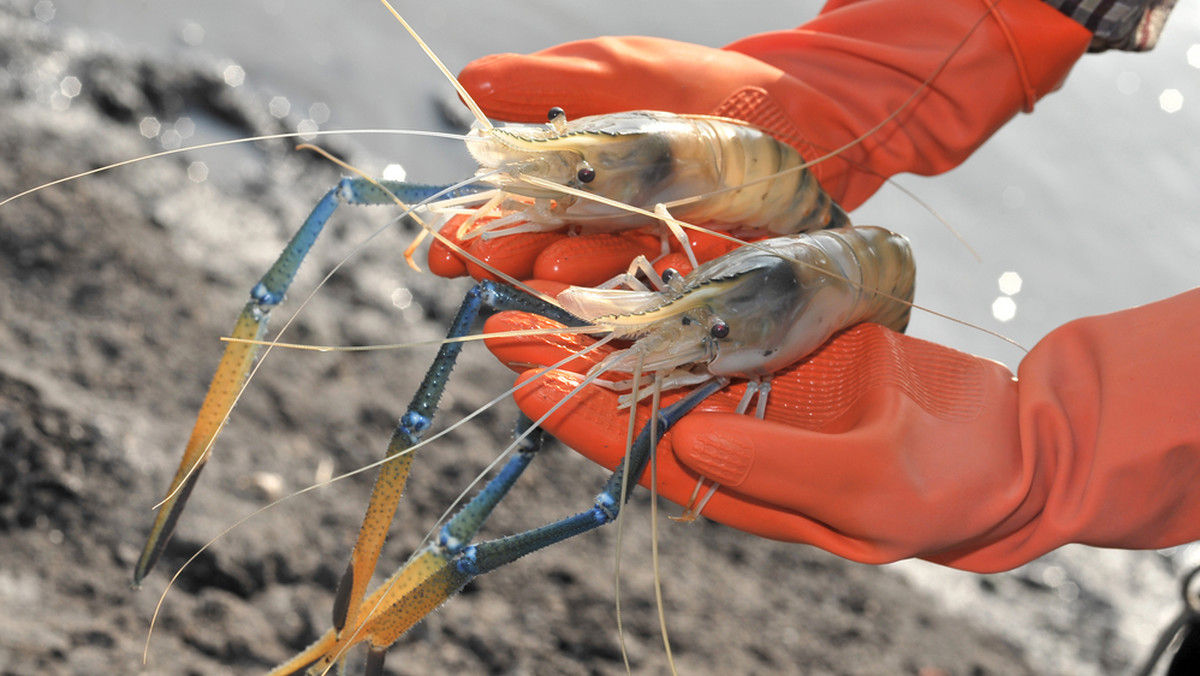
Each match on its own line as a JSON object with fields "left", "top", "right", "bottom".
{"left": 661, "top": 268, "right": 679, "bottom": 283}
{"left": 710, "top": 322, "right": 729, "bottom": 339}
{"left": 547, "top": 107, "right": 565, "bottom": 121}
{"left": 577, "top": 167, "right": 596, "bottom": 183}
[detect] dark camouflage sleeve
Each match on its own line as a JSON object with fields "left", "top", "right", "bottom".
{"left": 1040, "top": 0, "right": 1177, "bottom": 51}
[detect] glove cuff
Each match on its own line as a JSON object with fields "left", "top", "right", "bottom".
{"left": 929, "top": 289, "right": 1200, "bottom": 572}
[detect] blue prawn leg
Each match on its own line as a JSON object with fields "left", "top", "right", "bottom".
{"left": 134, "top": 177, "right": 481, "bottom": 585}
{"left": 273, "top": 381, "right": 720, "bottom": 676}
{"left": 283, "top": 377, "right": 726, "bottom": 676}
{"left": 269, "top": 415, "right": 545, "bottom": 676}
{"left": 456, "top": 377, "right": 727, "bottom": 574}
{"left": 330, "top": 281, "right": 584, "bottom": 639}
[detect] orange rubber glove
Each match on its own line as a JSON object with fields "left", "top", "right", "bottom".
{"left": 430, "top": 0, "right": 1091, "bottom": 282}
{"left": 486, "top": 290, "right": 1200, "bottom": 573}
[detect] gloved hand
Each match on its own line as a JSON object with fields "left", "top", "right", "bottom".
{"left": 484, "top": 289, "right": 1200, "bottom": 572}
{"left": 430, "top": 0, "right": 1091, "bottom": 283}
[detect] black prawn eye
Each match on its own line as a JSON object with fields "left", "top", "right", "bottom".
{"left": 710, "top": 322, "right": 730, "bottom": 339}
{"left": 576, "top": 167, "right": 596, "bottom": 183}
{"left": 547, "top": 106, "right": 565, "bottom": 121}
{"left": 660, "top": 268, "right": 679, "bottom": 283}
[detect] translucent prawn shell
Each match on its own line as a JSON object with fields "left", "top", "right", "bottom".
{"left": 467, "top": 112, "right": 694, "bottom": 219}
{"left": 466, "top": 111, "right": 846, "bottom": 233}
{"left": 558, "top": 227, "right": 915, "bottom": 380}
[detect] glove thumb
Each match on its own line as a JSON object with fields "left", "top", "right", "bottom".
{"left": 458, "top": 36, "right": 778, "bottom": 122}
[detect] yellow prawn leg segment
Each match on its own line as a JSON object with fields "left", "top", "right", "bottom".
{"left": 269, "top": 550, "right": 463, "bottom": 676}
{"left": 266, "top": 631, "right": 339, "bottom": 676}
{"left": 133, "top": 177, "right": 470, "bottom": 585}
{"left": 329, "top": 282, "right": 587, "bottom": 639}
{"left": 133, "top": 181, "right": 339, "bottom": 585}
{"left": 273, "top": 421, "right": 544, "bottom": 676}
{"left": 331, "top": 438, "right": 414, "bottom": 637}
{"left": 133, "top": 306, "right": 268, "bottom": 585}
{"left": 277, "top": 377, "right": 727, "bottom": 674}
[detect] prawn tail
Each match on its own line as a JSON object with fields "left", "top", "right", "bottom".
{"left": 834, "top": 226, "right": 917, "bottom": 333}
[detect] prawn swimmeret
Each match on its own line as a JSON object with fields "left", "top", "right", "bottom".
{"left": 263, "top": 224, "right": 915, "bottom": 675}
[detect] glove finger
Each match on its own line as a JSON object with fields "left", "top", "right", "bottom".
{"left": 458, "top": 37, "right": 764, "bottom": 122}
{"left": 509, "top": 366, "right": 906, "bottom": 562}
{"left": 668, "top": 324, "right": 1023, "bottom": 561}
{"left": 531, "top": 226, "right": 748, "bottom": 286}
{"left": 483, "top": 311, "right": 611, "bottom": 376}
{"left": 426, "top": 217, "right": 470, "bottom": 278}
{"left": 671, "top": 402, "right": 901, "bottom": 527}
{"left": 510, "top": 368, "right": 752, "bottom": 500}
{"left": 504, "top": 324, "right": 912, "bottom": 495}
{"left": 427, "top": 215, "right": 568, "bottom": 281}
{"left": 668, "top": 325, "right": 966, "bottom": 501}
{"left": 532, "top": 231, "right": 662, "bottom": 286}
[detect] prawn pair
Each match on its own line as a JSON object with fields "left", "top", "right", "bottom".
{"left": 129, "top": 132, "right": 914, "bottom": 674}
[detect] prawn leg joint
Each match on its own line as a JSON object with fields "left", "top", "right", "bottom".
{"left": 132, "top": 175, "right": 484, "bottom": 586}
